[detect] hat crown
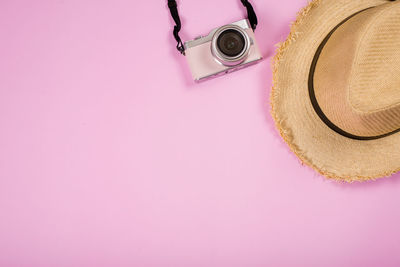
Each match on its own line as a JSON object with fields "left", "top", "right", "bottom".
{"left": 313, "top": 2, "right": 400, "bottom": 137}
{"left": 349, "top": 3, "right": 400, "bottom": 113}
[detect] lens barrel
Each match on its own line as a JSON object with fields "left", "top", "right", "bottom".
{"left": 211, "top": 24, "right": 251, "bottom": 66}
{"left": 216, "top": 29, "right": 246, "bottom": 57}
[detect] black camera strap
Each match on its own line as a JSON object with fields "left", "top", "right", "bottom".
{"left": 241, "top": 0, "right": 258, "bottom": 30}
{"left": 168, "top": 0, "right": 185, "bottom": 55}
{"left": 167, "top": 0, "right": 258, "bottom": 55}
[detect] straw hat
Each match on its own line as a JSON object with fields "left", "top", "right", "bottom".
{"left": 271, "top": 0, "right": 400, "bottom": 181}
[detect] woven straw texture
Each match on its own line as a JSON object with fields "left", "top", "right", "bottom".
{"left": 271, "top": 0, "right": 400, "bottom": 182}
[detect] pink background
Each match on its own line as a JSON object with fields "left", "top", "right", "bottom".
{"left": 1, "top": 0, "right": 400, "bottom": 266}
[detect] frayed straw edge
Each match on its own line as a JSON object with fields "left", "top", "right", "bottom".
{"left": 270, "top": 0, "right": 399, "bottom": 183}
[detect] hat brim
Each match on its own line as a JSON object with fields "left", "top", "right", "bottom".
{"left": 271, "top": 0, "right": 400, "bottom": 181}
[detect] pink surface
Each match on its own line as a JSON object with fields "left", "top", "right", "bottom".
{"left": 1, "top": 0, "right": 400, "bottom": 266}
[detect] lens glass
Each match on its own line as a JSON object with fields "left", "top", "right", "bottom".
{"left": 216, "top": 29, "right": 245, "bottom": 58}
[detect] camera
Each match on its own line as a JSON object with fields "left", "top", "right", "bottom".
{"left": 184, "top": 19, "right": 262, "bottom": 82}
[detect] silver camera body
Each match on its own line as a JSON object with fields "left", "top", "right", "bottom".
{"left": 184, "top": 19, "right": 262, "bottom": 82}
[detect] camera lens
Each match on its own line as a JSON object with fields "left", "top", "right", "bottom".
{"left": 216, "top": 29, "right": 246, "bottom": 58}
